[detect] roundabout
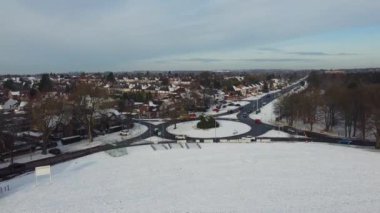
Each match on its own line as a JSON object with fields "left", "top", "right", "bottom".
{"left": 166, "top": 119, "right": 251, "bottom": 138}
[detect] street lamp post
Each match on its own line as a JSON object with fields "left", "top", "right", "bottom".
{"left": 214, "top": 118, "right": 217, "bottom": 142}
{"left": 256, "top": 99, "right": 259, "bottom": 111}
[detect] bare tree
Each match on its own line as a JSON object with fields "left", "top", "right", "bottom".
{"left": 275, "top": 94, "right": 301, "bottom": 127}
{"left": 0, "top": 131, "right": 15, "bottom": 164}
{"left": 299, "top": 89, "right": 320, "bottom": 131}
{"left": 367, "top": 85, "right": 380, "bottom": 148}
{"left": 32, "top": 96, "right": 65, "bottom": 154}
{"left": 321, "top": 85, "right": 340, "bottom": 131}
{"left": 71, "top": 82, "right": 109, "bottom": 142}
{"left": 162, "top": 98, "right": 186, "bottom": 129}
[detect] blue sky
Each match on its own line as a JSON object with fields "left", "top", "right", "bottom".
{"left": 0, "top": 0, "right": 379, "bottom": 73}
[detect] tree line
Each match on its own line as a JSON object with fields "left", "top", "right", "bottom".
{"left": 275, "top": 71, "right": 380, "bottom": 148}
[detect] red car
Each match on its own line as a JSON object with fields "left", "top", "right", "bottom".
{"left": 255, "top": 119, "right": 261, "bottom": 124}
{"left": 212, "top": 108, "right": 219, "bottom": 112}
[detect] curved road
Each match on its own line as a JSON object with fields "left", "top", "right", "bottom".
{"left": 133, "top": 78, "right": 305, "bottom": 142}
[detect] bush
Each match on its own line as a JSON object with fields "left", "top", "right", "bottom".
{"left": 197, "top": 115, "right": 219, "bottom": 129}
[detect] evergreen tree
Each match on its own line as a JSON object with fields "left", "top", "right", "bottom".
{"left": 3, "top": 79, "right": 15, "bottom": 90}
{"left": 106, "top": 72, "right": 115, "bottom": 82}
{"left": 38, "top": 74, "right": 53, "bottom": 92}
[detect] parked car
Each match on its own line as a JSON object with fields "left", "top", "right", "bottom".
{"left": 120, "top": 129, "right": 129, "bottom": 136}
{"left": 283, "top": 126, "right": 297, "bottom": 134}
{"left": 49, "top": 148, "right": 62, "bottom": 155}
{"left": 338, "top": 138, "right": 352, "bottom": 145}
{"left": 93, "top": 129, "right": 105, "bottom": 136}
{"left": 228, "top": 103, "right": 235, "bottom": 106}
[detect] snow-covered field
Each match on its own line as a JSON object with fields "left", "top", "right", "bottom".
{"left": 258, "top": 129, "right": 306, "bottom": 138}
{"left": 166, "top": 120, "right": 251, "bottom": 138}
{"left": 2, "top": 143, "right": 380, "bottom": 213}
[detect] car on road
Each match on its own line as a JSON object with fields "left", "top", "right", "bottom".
{"left": 242, "top": 113, "right": 248, "bottom": 118}
{"left": 153, "top": 128, "right": 161, "bottom": 135}
{"left": 254, "top": 119, "right": 261, "bottom": 124}
{"left": 120, "top": 129, "right": 129, "bottom": 136}
{"left": 228, "top": 103, "right": 235, "bottom": 106}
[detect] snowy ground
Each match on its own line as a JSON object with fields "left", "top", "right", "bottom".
{"left": 205, "top": 101, "right": 250, "bottom": 116}
{"left": 258, "top": 82, "right": 376, "bottom": 141}
{"left": 138, "top": 119, "right": 166, "bottom": 126}
{"left": 242, "top": 93, "right": 266, "bottom": 101}
{"left": 242, "top": 90, "right": 281, "bottom": 101}
{"left": 142, "top": 136, "right": 170, "bottom": 144}
{"left": 249, "top": 98, "right": 278, "bottom": 124}
{"left": 62, "top": 123, "right": 148, "bottom": 149}
{"left": 0, "top": 152, "right": 54, "bottom": 169}
{"left": 258, "top": 129, "right": 306, "bottom": 138}
{"left": 166, "top": 120, "right": 251, "bottom": 138}
{"left": 287, "top": 119, "right": 376, "bottom": 141}
{"left": 0, "top": 123, "right": 148, "bottom": 169}
{"left": 249, "top": 83, "right": 308, "bottom": 125}
{"left": 217, "top": 112, "right": 239, "bottom": 119}
{"left": 2, "top": 143, "right": 380, "bottom": 213}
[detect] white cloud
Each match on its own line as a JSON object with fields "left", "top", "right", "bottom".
{"left": 0, "top": 0, "right": 379, "bottom": 72}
